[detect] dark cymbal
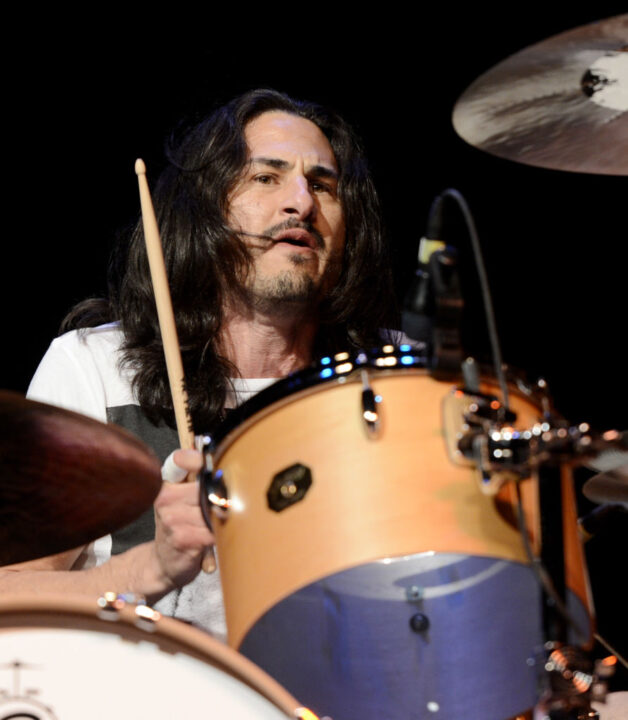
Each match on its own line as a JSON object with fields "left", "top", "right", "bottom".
{"left": 452, "top": 14, "right": 628, "bottom": 175}
{"left": 0, "top": 391, "right": 162, "bottom": 566}
{"left": 583, "top": 464, "right": 628, "bottom": 506}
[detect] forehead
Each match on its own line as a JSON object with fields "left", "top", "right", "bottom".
{"left": 243, "top": 111, "right": 338, "bottom": 171}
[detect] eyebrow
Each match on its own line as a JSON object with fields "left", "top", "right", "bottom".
{"left": 250, "top": 156, "right": 339, "bottom": 180}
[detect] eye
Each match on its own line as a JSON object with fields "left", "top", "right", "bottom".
{"left": 310, "top": 180, "right": 335, "bottom": 195}
{"left": 253, "top": 174, "right": 275, "bottom": 185}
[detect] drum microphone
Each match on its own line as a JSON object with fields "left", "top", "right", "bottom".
{"left": 402, "top": 193, "right": 463, "bottom": 378}
{"left": 402, "top": 194, "right": 444, "bottom": 343}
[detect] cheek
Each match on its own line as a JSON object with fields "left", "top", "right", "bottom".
{"left": 228, "top": 194, "right": 266, "bottom": 229}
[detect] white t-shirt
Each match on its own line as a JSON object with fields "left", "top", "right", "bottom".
{"left": 28, "top": 323, "right": 277, "bottom": 640}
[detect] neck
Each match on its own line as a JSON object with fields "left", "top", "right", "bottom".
{"left": 220, "top": 304, "right": 318, "bottom": 378}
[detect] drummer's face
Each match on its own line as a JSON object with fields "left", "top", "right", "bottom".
{"left": 228, "top": 111, "right": 345, "bottom": 307}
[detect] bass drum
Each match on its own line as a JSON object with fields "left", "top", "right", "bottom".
{"left": 0, "top": 594, "right": 317, "bottom": 720}
{"left": 208, "top": 346, "right": 594, "bottom": 720}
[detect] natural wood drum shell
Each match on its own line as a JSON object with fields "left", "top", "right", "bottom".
{"left": 212, "top": 369, "right": 593, "bottom": 648}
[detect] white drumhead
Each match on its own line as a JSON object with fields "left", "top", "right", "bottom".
{"left": 0, "top": 597, "right": 300, "bottom": 720}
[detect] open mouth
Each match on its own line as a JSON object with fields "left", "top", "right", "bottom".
{"left": 272, "top": 228, "right": 318, "bottom": 250}
{"left": 275, "top": 237, "right": 312, "bottom": 248}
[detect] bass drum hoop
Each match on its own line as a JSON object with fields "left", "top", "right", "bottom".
{"left": 0, "top": 593, "right": 303, "bottom": 716}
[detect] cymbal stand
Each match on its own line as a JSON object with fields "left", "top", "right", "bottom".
{"left": 534, "top": 460, "right": 599, "bottom": 720}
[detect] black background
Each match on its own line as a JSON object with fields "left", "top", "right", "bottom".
{"left": 3, "top": 8, "right": 627, "bottom": 693}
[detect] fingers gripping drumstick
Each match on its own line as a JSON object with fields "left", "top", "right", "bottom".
{"left": 135, "top": 158, "right": 216, "bottom": 574}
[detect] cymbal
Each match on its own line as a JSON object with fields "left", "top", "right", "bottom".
{"left": 452, "top": 14, "right": 628, "bottom": 175}
{"left": 0, "top": 391, "right": 162, "bottom": 566}
{"left": 583, "top": 464, "right": 628, "bottom": 506}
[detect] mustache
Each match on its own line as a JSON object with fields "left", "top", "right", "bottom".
{"left": 235, "top": 219, "right": 325, "bottom": 249}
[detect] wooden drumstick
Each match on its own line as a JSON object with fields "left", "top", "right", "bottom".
{"left": 135, "top": 158, "right": 217, "bottom": 574}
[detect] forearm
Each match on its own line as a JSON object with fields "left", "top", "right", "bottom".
{"left": 1, "top": 456, "right": 211, "bottom": 606}
{"left": 0, "top": 542, "right": 174, "bottom": 605}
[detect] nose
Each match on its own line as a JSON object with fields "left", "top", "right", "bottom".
{"left": 281, "top": 175, "right": 316, "bottom": 221}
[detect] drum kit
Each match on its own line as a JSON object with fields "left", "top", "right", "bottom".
{"left": 2, "top": 13, "right": 627, "bottom": 720}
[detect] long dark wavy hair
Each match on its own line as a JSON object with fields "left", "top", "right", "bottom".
{"left": 63, "top": 88, "right": 398, "bottom": 431}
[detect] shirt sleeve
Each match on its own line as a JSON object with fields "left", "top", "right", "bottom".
{"left": 27, "top": 331, "right": 108, "bottom": 423}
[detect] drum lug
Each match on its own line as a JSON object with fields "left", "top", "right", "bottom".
{"left": 361, "top": 370, "right": 381, "bottom": 438}
{"left": 405, "top": 585, "right": 424, "bottom": 602}
{"left": 198, "top": 436, "right": 230, "bottom": 529}
{"left": 98, "top": 591, "right": 137, "bottom": 620}
{"left": 207, "top": 470, "right": 230, "bottom": 513}
{"left": 97, "top": 592, "right": 161, "bottom": 631}
{"left": 134, "top": 603, "right": 162, "bottom": 631}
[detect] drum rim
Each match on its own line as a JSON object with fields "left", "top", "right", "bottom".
{"left": 210, "top": 344, "right": 550, "bottom": 456}
{"left": 0, "top": 593, "right": 302, "bottom": 715}
{"left": 212, "top": 344, "right": 429, "bottom": 450}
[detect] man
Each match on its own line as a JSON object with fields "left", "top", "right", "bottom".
{"left": 0, "top": 89, "right": 399, "bottom": 639}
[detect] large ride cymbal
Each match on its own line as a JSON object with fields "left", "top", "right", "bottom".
{"left": 452, "top": 14, "right": 628, "bottom": 175}
{"left": 0, "top": 391, "right": 162, "bottom": 566}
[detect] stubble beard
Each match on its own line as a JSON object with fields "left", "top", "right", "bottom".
{"left": 245, "top": 251, "right": 341, "bottom": 317}
{"left": 247, "top": 259, "right": 318, "bottom": 315}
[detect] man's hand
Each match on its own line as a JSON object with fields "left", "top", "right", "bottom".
{"left": 151, "top": 449, "right": 215, "bottom": 589}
